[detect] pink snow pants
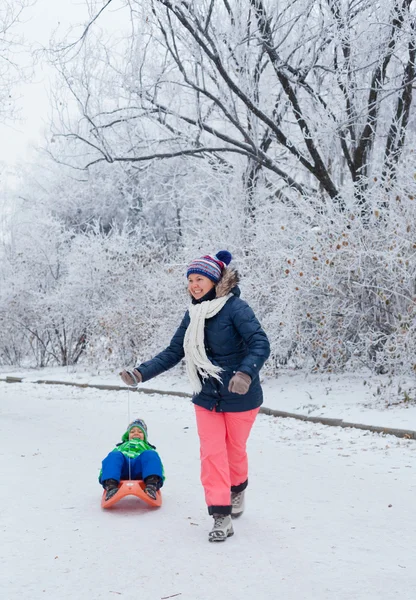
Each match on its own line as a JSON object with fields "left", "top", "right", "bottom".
{"left": 194, "top": 405, "right": 260, "bottom": 508}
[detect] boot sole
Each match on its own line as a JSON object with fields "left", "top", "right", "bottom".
{"left": 231, "top": 511, "right": 243, "bottom": 519}
{"left": 208, "top": 530, "right": 234, "bottom": 542}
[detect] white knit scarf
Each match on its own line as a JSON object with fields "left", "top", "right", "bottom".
{"left": 184, "top": 293, "right": 233, "bottom": 393}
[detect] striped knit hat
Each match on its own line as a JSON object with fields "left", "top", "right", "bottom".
{"left": 186, "top": 250, "right": 232, "bottom": 284}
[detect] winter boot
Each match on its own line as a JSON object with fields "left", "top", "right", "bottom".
{"left": 231, "top": 490, "right": 245, "bottom": 518}
{"left": 208, "top": 514, "right": 234, "bottom": 542}
{"left": 144, "top": 475, "right": 161, "bottom": 500}
{"left": 102, "top": 478, "right": 119, "bottom": 501}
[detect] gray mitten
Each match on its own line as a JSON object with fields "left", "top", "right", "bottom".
{"left": 228, "top": 371, "right": 251, "bottom": 395}
{"left": 119, "top": 368, "right": 142, "bottom": 387}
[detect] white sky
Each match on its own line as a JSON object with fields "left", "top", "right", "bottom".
{"left": 0, "top": 0, "right": 90, "bottom": 165}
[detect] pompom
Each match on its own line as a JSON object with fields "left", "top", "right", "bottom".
{"left": 215, "top": 250, "right": 232, "bottom": 266}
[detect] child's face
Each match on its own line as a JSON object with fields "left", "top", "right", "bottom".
{"left": 129, "top": 427, "right": 144, "bottom": 440}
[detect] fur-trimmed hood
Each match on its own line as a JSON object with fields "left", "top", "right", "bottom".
{"left": 215, "top": 268, "right": 240, "bottom": 298}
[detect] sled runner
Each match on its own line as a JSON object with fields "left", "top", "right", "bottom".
{"left": 101, "top": 480, "right": 162, "bottom": 509}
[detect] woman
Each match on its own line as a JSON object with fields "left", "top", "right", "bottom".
{"left": 120, "top": 250, "right": 270, "bottom": 542}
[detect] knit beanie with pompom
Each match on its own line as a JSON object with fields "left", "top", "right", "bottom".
{"left": 186, "top": 250, "right": 232, "bottom": 284}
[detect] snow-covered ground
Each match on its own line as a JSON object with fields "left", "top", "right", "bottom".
{"left": 1, "top": 377, "right": 416, "bottom": 599}
{"left": 2, "top": 364, "right": 416, "bottom": 429}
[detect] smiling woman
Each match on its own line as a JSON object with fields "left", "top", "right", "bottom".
{"left": 120, "top": 249, "right": 270, "bottom": 543}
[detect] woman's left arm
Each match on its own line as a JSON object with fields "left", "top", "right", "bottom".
{"left": 230, "top": 299, "right": 270, "bottom": 379}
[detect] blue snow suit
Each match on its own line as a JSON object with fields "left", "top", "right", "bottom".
{"left": 100, "top": 449, "right": 164, "bottom": 485}
{"left": 136, "top": 275, "right": 270, "bottom": 413}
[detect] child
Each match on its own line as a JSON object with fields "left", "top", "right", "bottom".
{"left": 99, "top": 418, "right": 164, "bottom": 501}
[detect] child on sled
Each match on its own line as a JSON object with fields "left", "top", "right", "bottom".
{"left": 99, "top": 418, "right": 164, "bottom": 501}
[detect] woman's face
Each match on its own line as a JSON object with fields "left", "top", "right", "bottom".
{"left": 188, "top": 274, "right": 215, "bottom": 300}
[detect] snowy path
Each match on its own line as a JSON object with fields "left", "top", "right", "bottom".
{"left": 1, "top": 381, "right": 415, "bottom": 600}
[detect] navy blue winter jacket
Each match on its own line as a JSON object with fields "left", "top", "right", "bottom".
{"left": 136, "top": 270, "right": 270, "bottom": 412}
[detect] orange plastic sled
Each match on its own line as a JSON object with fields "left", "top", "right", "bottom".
{"left": 101, "top": 480, "right": 162, "bottom": 509}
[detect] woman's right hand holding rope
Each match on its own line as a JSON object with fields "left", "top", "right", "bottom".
{"left": 119, "top": 368, "right": 142, "bottom": 387}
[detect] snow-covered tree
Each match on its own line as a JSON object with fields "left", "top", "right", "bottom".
{"left": 49, "top": 1, "right": 415, "bottom": 217}
{"left": 2, "top": 1, "right": 416, "bottom": 378}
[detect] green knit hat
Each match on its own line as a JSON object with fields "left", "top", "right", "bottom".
{"left": 121, "top": 418, "right": 148, "bottom": 442}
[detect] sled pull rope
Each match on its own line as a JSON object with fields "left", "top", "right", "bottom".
{"left": 127, "top": 386, "right": 132, "bottom": 481}
{"left": 124, "top": 369, "right": 140, "bottom": 481}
